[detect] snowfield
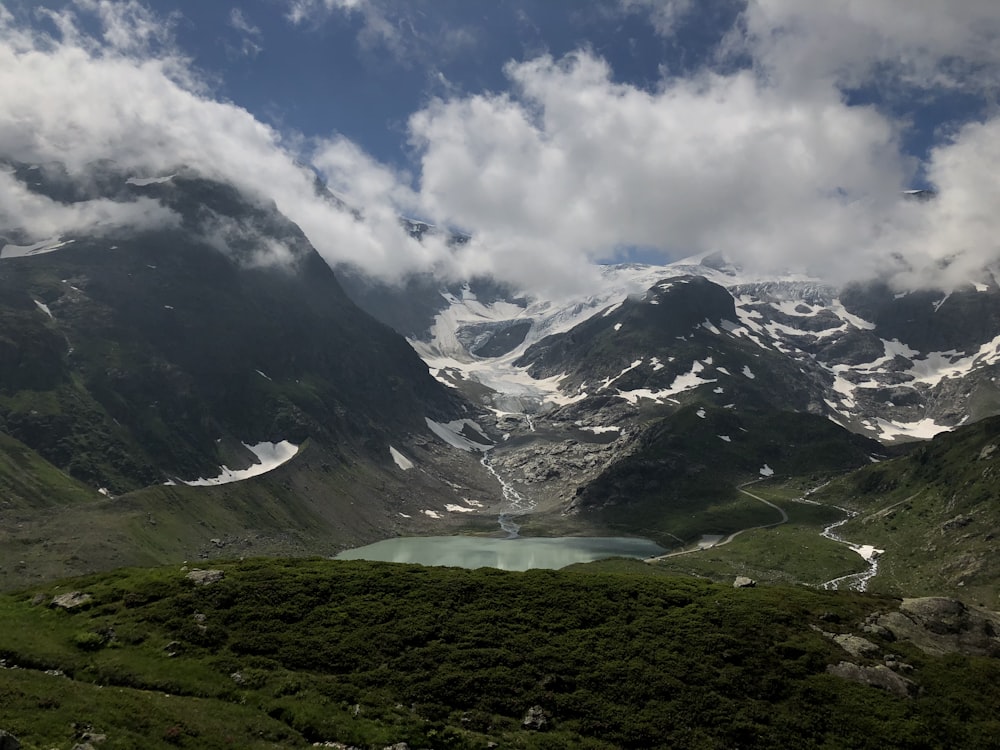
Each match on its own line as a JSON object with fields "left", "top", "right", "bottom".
{"left": 182, "top": 441, "right": 298, "bottom": 486}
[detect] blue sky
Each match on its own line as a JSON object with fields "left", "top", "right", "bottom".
{"left": 2, "top": 1, "right": 1000, "bottom": 294}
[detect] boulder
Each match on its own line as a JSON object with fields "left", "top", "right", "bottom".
{"left": 833, "top": 634, "right": 880, "bottom": 659}
{"left": 733, "top": 576, "right": 756, "bottom": 588}
{"left": 522, "top": 705, "right": 549, "bottom": 730}
{"left": 0, "top": 730, "right": 21, "bottom": 750}
{"left": 826, "top": 662, "right": 916, "bottom": 698}
{"left": 51, "top": 591, "right": 92, "bottom": 609}
{"left": 185, "top": 569, "right": 224, "bottom": 585}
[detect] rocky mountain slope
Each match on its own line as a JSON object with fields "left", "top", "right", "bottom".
{"left": 0, "top": 162, "right": 501, "bottom": 585}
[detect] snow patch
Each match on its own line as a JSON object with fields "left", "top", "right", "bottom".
{"left": 421, "top": 510, "right": 442, "bottom": 519}
{"left": 182, "top": 441, "right": 298, "bottom": 486}
{"left": 389, "top": 446, "right": 414, "bottom": 470}
{"left": 445, "top": 504, "right": 477, "bottom": 513}
{"left": 742, "top": 365, "right": 756, "bottom": 379}
{"left": 696, "top": 408, "right": 706, "bottom": 419}
{"left": 425, "top": 418, "right": 492, "bottom": 452}
{"left": 33, "top": 299, "right": 53, "bottom": 318}
{"left": 126, "top": 174, "right": 175, "bottom": 186}
{"left": 759, "top": 464, "right": 774, "bottom": 477}
{"left": 1, "top": 238, "right": 75, "bottom": 259}
{"left": 613, "top": 322, "right": 622, "bottom": 332}
{"left": 718, "top": 435, "right": 731, "bottom": 442}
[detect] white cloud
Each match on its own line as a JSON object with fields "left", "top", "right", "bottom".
{"left": 0, "top": 169, "right": 180, "bottom": 240}
{"left": 618, "top": 0, "right": 694, "bottom": 37}
{"left": 2, "top": 1, "right": 999, "bottom": 297}
{"left": 733, "top": 0, "right": 1000, "bottom": 94}
{"left": 409, "top": 52, "right": 914, "bottom": 290}
{"left": 0, "top": 4, "right": 444, "bottom": 282}
{"left": 228, "top": 8, "right": 263, "bottom": 58}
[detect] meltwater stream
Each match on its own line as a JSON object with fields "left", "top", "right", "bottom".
{"left": 481, "top": 453, "right": 535, "bottom": 537}
{"left": 819, "top": 508, "right": 885, "bottom": 592}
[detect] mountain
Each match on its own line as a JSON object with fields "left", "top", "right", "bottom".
{"left": 0, "top": 162, "right": 501, "bottom": 586}
{"left": 336, "top": 250, "right": 1000, "bottom": 569}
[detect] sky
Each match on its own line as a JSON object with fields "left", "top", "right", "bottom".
{"left": 2, "top": 0, "right": 1000, "bottom": 295}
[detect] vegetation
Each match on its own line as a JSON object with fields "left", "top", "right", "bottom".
{"left": 1, "top": 559, "right": 999, "bottom": 749}
{"left": 814, "top": 415, "right": 1000, "bottom": 603}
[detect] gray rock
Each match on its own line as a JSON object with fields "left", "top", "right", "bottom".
{"left": 876, "top": 598, "right": 1000, "bottom": 656}
{"left": 382, "top": 744, "right": 410, "bottom": 750}
{"left": 522, "top": 705, "right": 549, "bottom": 730}
{"left": 185, "top": 569, "right": 224, "bottom": 585}
{"left": 826, "top": 661, "right": 916, "bottom": 698}
{"left": 733, "top": 576, "right": 756, "bottom": 588}
{"left": 51, "top": 591, "right": 92, "bottom": 609}
{"left": 833, "top": 634, "right": 880, "bottom": 659}
{"left": 0, "top": 729, "right": 21, "bottom": 750}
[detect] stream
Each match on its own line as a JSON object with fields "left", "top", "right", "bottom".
{"left": 818, "top": 507, "right": 884, "bottom": 592}
{"left": 481, "top": 453, "right": 535, "bottom": 537}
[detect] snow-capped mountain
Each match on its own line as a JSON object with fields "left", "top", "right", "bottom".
{"left": 342, "top": 253, "right": 1000, "bottom": 445}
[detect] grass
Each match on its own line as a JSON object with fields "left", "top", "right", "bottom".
{"left": 0, "top": 558, "right": 999, "bottom": 749}
{"left": 810, "top": 415, "right": 1000, "bottom": 604}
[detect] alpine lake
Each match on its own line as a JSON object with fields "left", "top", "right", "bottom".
{"left": 335, "top": 535, "right": 665, "bottom": 571}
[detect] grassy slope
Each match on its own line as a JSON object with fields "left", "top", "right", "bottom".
{"left": 1, "top": 559, "right": 999, "bottom": 749}
{"left": 576, "top": 405, "right": 881, "bottom": 546}
{"left": 812, "top": 415, "right": 1000, "bottom": 604}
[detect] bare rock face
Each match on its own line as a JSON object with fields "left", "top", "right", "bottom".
{"left": 522, "top": 705, "right": 549, "bottom": 730}
{"left": 875, "top": 598, "right": 1000, "bottom": 656}
{"left": 185, "top": 569, "right": 224, "bottom": 586}
{"left": 0, "top": 729, "right": 22, "bottom": 750}
{"left": 826, "top": 662, "right": 916, "bottom": 699}
{"left": 833, "top": 634, "right": 880, "bottom": 659}
{"left": 50, "top": 591, "right": 92, "bottom": 609}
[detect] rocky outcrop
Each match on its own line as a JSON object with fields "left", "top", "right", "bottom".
{"left": 733, "top": 576, "right": 756, "bottom": 588}
{"left": 832, "top": 634, "right": 879, "bottom": 659}
{"left": 874, "top": 598, "right": 1000, "bottom": 656}
{"left": 826, "top": 661, "right": 916, "bottom": 698}
{"left": 186, "top": 569, "right": 224, "bottom": 586}
{"left": 522, "top": 705, "right": 549, "bottom": 730}
{"left": 50, "top": 592, "right": 92, "bottom": 609}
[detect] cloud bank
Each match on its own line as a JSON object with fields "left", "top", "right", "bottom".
{"left": 1, "top": 0, "right": 999, "bottom": 295}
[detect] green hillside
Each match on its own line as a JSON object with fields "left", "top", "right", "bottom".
{"left": 1, "top": 559, "right": 998, "bottom": 749}
{"left": 815, "top": 415, "right": 1000, "bottom": 603}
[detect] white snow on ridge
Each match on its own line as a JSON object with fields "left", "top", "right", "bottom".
{"left": 577, "top": 425, "right": 620, "bottom": 434}
{"left": 1, "top": 238, "right": 75, "bottom": 259}
{"left": 183, "top": 441, "right": 298, "bottom": 486}
{"left": 874, "top": 417, "right": 952, "bottom": 441}
{"left": 389, "top": 446, "right": 414, "bottom": 470}
{"left": 425, "top": 418, "right": 492, "bottom": 452}
{"left": 126, "top": 174, "right": 175, "bottom": 186}
{"left": 617, "top": 360, "right": 716, "bottom": 405}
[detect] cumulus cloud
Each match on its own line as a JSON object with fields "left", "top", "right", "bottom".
{"left": 0, "top": 1, "right": 445, "bottom": 282}
{"left": 735, "top": 0, "right": 1000, "bottom": 93}
{"left": 410, "top": 52, "right": 912, "bottom": 289}
{"left": 2, "top": 0, "right": 999, "bottom": 296}
{"left": 0, "top": 169, "right": 180, "bottom": 241}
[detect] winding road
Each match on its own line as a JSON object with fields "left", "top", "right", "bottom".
{"left": 645, "top": 481, "right": 788, "bottom": 562}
